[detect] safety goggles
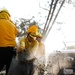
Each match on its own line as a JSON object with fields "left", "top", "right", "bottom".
{"left": 29, "top": 33, "right": 36, "bottom": 39}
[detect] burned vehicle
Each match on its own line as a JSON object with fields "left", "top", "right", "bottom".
{"left": 47, "top": 50, "right": 75, "bottom": 75}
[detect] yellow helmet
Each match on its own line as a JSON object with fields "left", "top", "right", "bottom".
{"left": 27, "top": 25, "right": 38, "bottom": 35}
{"left": 0, "top": 9, "right": 10, "bottom": 16}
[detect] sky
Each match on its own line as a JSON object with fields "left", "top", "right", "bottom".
{"left": 0, "top": 0, "right": 41, "bottom": 19}
{"left": 45, "top": 3, "right": 75, "bottom": 53}
{"left": 0, "top": 0, "right": 75, "bottom": 54}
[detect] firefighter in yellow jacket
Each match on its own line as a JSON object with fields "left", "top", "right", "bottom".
{"left": 0, "top": 9, "right": 18, "bottom": 75}
{"left": 34, "top": 32, "right": 45, "bottom": 75}
{"left": 8, "top": 25, "right": 39, "bottom": 75}
{"left": 36, "top": 32, "right": 45, "bottom": 59}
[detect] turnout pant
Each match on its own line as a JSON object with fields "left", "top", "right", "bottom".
{"left": 8, "top": 58, "right": 35, "bottom": 75}
{"left": 0, "top": 47, "right": 16, "bottom": 75}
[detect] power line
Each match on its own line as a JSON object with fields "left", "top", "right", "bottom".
{"left": 43, "top": 0, "right": 65, "bottom": 41}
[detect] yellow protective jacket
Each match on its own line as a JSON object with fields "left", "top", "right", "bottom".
{"left": 0, "top": 12, "right": 18, "bottom": 47}
{"left": 17, "top": 37, "right": 39, "bottom": 60}
{"left": 18, "top": 38, "right": 39, "bottom": 52}
{"left": 35, "top": 42, "right": 45, "bottom": 59}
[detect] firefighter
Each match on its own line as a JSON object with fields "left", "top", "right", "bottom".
{"left": 34, "top": 33, "right": 45, "bottom": 75}
{"left": 0, "top": 9, "right": 18, "bottom": 75}
{"left": 8, "top": 25, "right": 39, "bottom": 75}
{"left": 36, "top": 32, "right": 45, "bottom": 59}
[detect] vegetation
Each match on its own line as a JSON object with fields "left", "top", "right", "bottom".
{"left": 13, "top": 0, "right": 75, "bottom": 42}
